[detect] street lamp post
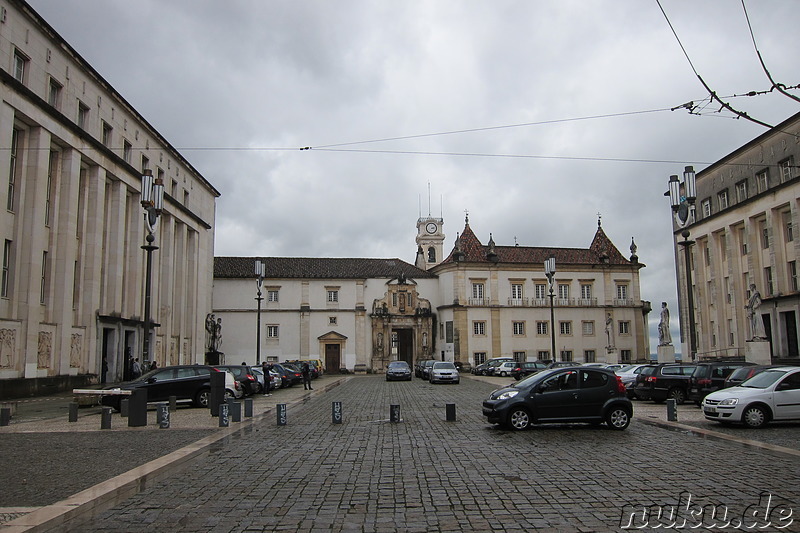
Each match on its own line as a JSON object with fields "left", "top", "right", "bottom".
{"left": 140, "top": 169, "right": 164, "bottom": 367}
{"left": 544, "top": 257, "right": 557, "bottom": 361}
{"left": 668, "top": 166, "right": 698, "bottom": 361}
{"left": 255, "top": 259, "right": 265, "bottom": 364}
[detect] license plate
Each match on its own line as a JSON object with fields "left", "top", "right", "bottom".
{"left": 704, "top": 406, "right": 717, "bottom": 415}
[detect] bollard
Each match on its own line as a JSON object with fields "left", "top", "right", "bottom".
{"left": 666, "top": 398, "right": 678, "bottom": 422}
{"left": 445, "top": 403, "right": 456, "bottom": 422}
{"left": 169, "top": 395, "right": 177, "bottom": 412}
{"left": 68, "top": 402, "right": 79, "bottom": 423}
{"left": 219, "top": 403, "right": 230, "bottom": 427}
{"left": 230, "top": 401, "right": 242, "bottom": 423}
{"left": 0, "top": 407, "right": 10, "bottom": 426}
{"left": 157, "top": 402, "right": 170, "bottom": 428}
{"left": 390, "top": 404, "right": 401, "bottom": 423}
{"left": 101, "top": 407, "right": 113, "bottom": 429}
{"left": 120, "top": 398, "right": 129, "bottom": 418}
{"left": 332, "top": 401, "right": 342, "bottom": 424}
{"left": 128, "top": 389, "right": 147, "bottom": 427}
{"left": 244, "top": 398, "right": 253, "bottom": 418}
{"left": 277, "top": 403, "right": 287, "bottom": 426}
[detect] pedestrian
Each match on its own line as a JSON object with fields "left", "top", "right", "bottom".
{"left": 150, "top": 360, "right": 158, "bottom": 371}
{"left": 261, "top": 361, "right": 272, "bottom": 396}
{"left": 132, "top": 358, "right": 142, "bottom": 379}
{"left": 302, "top": 362, "right": 312, "bottom": 390}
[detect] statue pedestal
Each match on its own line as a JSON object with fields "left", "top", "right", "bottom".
{"left": 745, "top": 340, "right": 771, "bottom": 365}
{"left": 602, "top": 348, "right": 616, "bottom": 364}
{"left": 657, "top": 344, "right": 676, "bottom": 363}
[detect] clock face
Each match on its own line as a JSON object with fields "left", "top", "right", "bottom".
{"left": 426, "top": 222, "right": 437, "bottom": 234}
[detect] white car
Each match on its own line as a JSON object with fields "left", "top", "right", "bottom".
{"left": 429, "top": 361, "right": 460, "bottom": 384}
{"left": 701, "top": 367, "right": 800, "bottom": 428}
{"left": 495, "top": 362, "right": 518, "bottom": 377}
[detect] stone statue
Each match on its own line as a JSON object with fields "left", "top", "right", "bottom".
{"left": 605, "top": 313, "right": 615, "bottom": 349}
{"left": 658, "top": 302, "right": 672, "bottom": 345}
{"left": 746, "top": 284, "right": 766, "bottom": 340}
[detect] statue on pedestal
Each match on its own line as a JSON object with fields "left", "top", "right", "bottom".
{"left": 746, "top": 284, "right": 766, "bottom": 340}
{"left": 658, "top": 302, "right": 672, "bottom": 346}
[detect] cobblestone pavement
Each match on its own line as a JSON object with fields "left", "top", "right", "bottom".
{"left": 53, "top": 375, "right": 798, "bottom": 533}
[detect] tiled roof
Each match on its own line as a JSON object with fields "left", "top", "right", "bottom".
{"left": 214, "top": 257, "right": 437, "bottom": 280}
{"left": 441, "top": 221, "right": 636, "bottom": 267}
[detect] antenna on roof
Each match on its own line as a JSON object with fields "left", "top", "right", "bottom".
{"left": 427, "top": 182, "right": 432, "bottom": 217}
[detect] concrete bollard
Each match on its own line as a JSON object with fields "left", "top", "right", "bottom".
{"left": 101, "top": 407, "right": 113, "bottom": 429}
{"left": 120, "top": 399, "right": 129, "bottom": 418}
{"left": 666, "top": 399, "right": 678, "bottom": 422}
{"left": 446, "top": 403, "right": 456, "bottom": 422}
{"left": 277, "top": 403, "right": 287, "bottom": 426}
{"left": 332, "top": 401, "right": 342, "bottom": 424}
{"left": 68, "top": 402, "right": 79, "bottom": 422}
{"left": 219, "top": 403, "right": 230, "bottom": 427}
{"left": 390, "top": 404, "right": 401, "bottom": 423}
{"left": 230, "top": 401, "right": 241, "bottom": 423}
{"left": 169, "top": 395, "right": 177, "bottom": 412}
{"left": 0, "top": 407, "right": 10, "bottom": 426}
{"left": 157, "top": 402, "right": 170, "bottom": 428}
{"left": 244, "top": 398, "right": 253, "bottom": 418}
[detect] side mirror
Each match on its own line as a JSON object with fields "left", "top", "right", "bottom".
{"left": 146, "top": 377, "right": 157, "bottom": 384}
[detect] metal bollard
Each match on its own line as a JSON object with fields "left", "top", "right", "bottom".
{"left": 332, "top": 401, "right": 342, "bottom": 424}
{"left": 277, "top": 403, "right": 287, "bottom": 426}
{"left": 244, "top": 398, "right": 253, "bottom": 418}
{"left": 390, "top": 404, "right": 401, "bottom": 423}
{"left": 101, "top": 407, "right": 113, "bottom": 429}
{"left": 446, "top": 403, "right": 456, "bottom": 422}
{"left": 169, "top": 395, "right": 177, "bottom": 412}
{"left": 68, "top": 402, "right": 79, "bottom": 422}
{"left": 120, "top": 399, "right": 129, "bottom": 418}
{"left": 157, "top": 402, "right": 170, "bottom": 428}
{"left": 230, "top": 401, "right": 241, "bottom": 423}
{"left": 219, "top": 403, "right": 230, "bottom": 427}
{"left": 666, "top": 399, "right": 678, "bottom": 422}
{"left": 0, "top": 407, "right": 11, "bottom": 426}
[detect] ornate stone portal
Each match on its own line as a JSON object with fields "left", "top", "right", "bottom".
{"left": 370, "top": 274, "right": 434, "bottom": 372}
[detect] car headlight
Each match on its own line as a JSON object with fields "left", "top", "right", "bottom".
{"left": 719, "top": 398, "right": 739, "bottom": 406}
{"left": 496, "top": 390, "right": 519, "bottom": 400}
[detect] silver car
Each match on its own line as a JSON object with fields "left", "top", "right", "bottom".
{"left": 429, "top": 361, "right": 460, "bottom": 384}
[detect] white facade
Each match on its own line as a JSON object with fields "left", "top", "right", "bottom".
{"left": 0, "top": 1, "right": 219, "bottom": 393}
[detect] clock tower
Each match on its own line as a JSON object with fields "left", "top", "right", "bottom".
{"left": 415, "top": 217, "right": 445, "bottom": 270}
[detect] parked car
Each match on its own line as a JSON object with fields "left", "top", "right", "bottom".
{"left": 615, "top": 364, "right": 652, "bottom": 399}
{"left": 482, "top": 367, "right": 632, "bottom": 430}
{"left": 687, "top": 361, "right": 756, "bottom": 404}
{"left": 429, "top": 361, "right": 460, "bottom": 384}
{"left": 421, "top": 360, "right": 436, "bottom": 380}
{"left": 415, "top": 359, "right": 431, "bottom": 378}
{"left": 633, "top": 363, "right": 698, "bottom": 404}
{"left": 483, "top": 357, "right": 516, "bottom": 376}
{"left": 494, "top": 361, "right": 519, "bottom": 377}
{"left": 702, "top": 367, "right": 800, "bottom": 428}
{"left": 274, "top": 362, "right": 303, "bottom": 386}
{"left": 511, "top": 361, "right": 548, "bottom": 381}
{"left": 547, "top": 361, "right": 579, "bottom": 369}
{"left": 101, "top": 365, "right": 240, "bottom": 411}
{"left": 214, "top": 365, "right": 261, "bottom": 396}
{"left": 285, "top": 360, "right": 320, "bottom": 379}
{"left": 723, "top": 365, "right": 777, "bottom": 388}
{"left": 386, "top": 361, "right": 412, "bottom": 381}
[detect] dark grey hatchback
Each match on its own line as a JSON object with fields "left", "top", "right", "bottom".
{"left": 482, "top": 367, "right": 633, "bottom": 430}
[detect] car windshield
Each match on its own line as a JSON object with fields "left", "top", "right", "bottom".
{"left": 740, "top": 369, "right": 788, "bottom": 389}
{"left": 433, "top": 362, "right": 456, "bottom": 369}
{"left": 388, "top": 362, "right": 409, "bottom": 369}
{"left": 515, "top": 368, "right": 560, "bottom": 388}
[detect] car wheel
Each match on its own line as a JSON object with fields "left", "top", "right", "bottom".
{"left": 742, "top": 405, "right": 769, "bottom": 428}
{"left": 225, "top": 389, "right": 234, "bottom": 401}
{"left": 606, "top": 407, "right": 631, "bottom": 430}
{"left": 668, "top": 387, "right": 686, "bottom": 405}
{"left": 195, "top": 388, "right": 211, "bottom": 408}
{"left": 506, "top": 407, "right": 531, "bottom": 430}
{"left": 500, "top": 371, "right": 508, "bottom": 377}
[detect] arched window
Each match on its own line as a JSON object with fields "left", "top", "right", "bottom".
{"left": 427, "top": 247, "right": 436, "bottom": 262}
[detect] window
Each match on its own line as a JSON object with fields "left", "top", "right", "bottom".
{"left": 143, "top": 156, "right": 151, "bottom": 174}
{"left": 45, "top": 151, "right": 57, "bottom": 226}
{"left": 729, "top": 319, "right": 735, "bottom": 346}
{"left": 473, "top": 321, "right": 486, "bottom": 336}
{"left": 48, "top": 78, "right": 62, "bottom": 109}
{"left": 718, "top": 190, "right": 729, "bottom": 210}
{"left": 123, "top": 140, "right": 132, "bottom": 164}
{"left": 765, "top": 267, "right": 773, "bottom": 296}
{"left": 584, "top": 350, "right": 596, "bottom": 363}
{"left": 472, "top": 282, "right": 484, "bottom": 300}
{"left": 582, "top": 321, "right": 594, "bottom": 335}
{"left": 701, "top": 199, "right": 711, "bottom": 218}
{"left": 267, "top": 290, "right": 279, "bottom": 302}
{"left": 329, "top": 316, "right": 337, "bottom": 326}
{"left": 735, "top": 180, "right": 748, "bottom": 202}
{"left": 427, "top": 247, "right": 436, "bottom": 263}
{"left": 557, "top": 283, "right": 569, "bottom": 301}
{"left": 2, "top": 240, "right": 11, "bottom": 298}
{"left": 77, "top": 102, "right": 90, "bottom": 130}
{"left": 560, "top": 350, "right": 573, "bottom": 362}
{"left": 761, "top": 223, "right": 769, "bottom": 249}
{"left": 7, "top": 128, "right": 20, "bottom": 212}
{"left": 513, "top": 351, "right": 526, "bottom": 362}
{"left": 511, "top": 283, "right": 523, "bottom": 300}
{"left": 787, "top": 214, "right": 795, "bottom": 243}
{"left": 790, "top": 261, "right": 798, "bottom": 292}
{"left": 535, "top": 283, "right": 547, "bottom": 299}
{"left": 580, "top": 284, "right": 592, "bottom": 299}
{"left": 512, "top": 321, "right": 525, "bottom": 336}
{"left": 618, "top": 321, "right": 630, "bottom": 335}
{"left": 536, "top": 321, "right": 548, "bottom": 335}
{"left": 621, "top": 350, "right": 632, "bottom": 362}
{"left": 266, "top": 325, "right": 279, "bottom": 338}
{"left": 779, "top": 158, "right": 794, "bottom": 183}
{"left": 327, "top": 290, "right": 339, "bottom": 303}
{"left": 102, "top": 121, "right": 112, "bottom": 147}
{"left": 40, "top": 251, "right": 48, "bottom": 305}
{"left": 616, "top": 284, "right": 628, "bottom": 300}
{"left": 560, "top": 321, "right": 572, "bottom": 335}
{"left": 13, "top": 50, "right": 27, "bottom": 83}
{"left": 474, "top": 352, "right": 487, "bottom": 366}
{"left": 537, "top": 350, "right": 550, "bottom": 360}
{"left": 756, "top": 170, "right": 769, "bottom": 193}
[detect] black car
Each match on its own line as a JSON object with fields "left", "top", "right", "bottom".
{"left": 285, "top": 360, "right": 319, "bottom": 379}
{"left": 723, "top": 364, "right": 777, "bottom": 388}
{"left": 687, "top": 361, "right": 756, "bottom": 404}
{"left": 511, "top": 361, "right": 548, "bottom": 380}
{"left": 101, "top": 364, "right": 232, "bottom": 411}
{"left": 214, "top": 365, "right": 261, "bottom": 396}
{"left": 633, "top": 363, "right": 697, "bottom": 404}
{"left": 421, "top": 360, "right": 436, "bottom": 380}
{"left": 482, "top": 367, "right": 632, "bottom": 430}
{"left": 272, "top": 363, "right": 302, "bottom": 387}
{"left": 386, "top": 361, "right": 412, "bottom": 381}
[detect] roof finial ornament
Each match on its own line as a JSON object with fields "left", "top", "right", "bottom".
{"left": 464, "top": 209, "right": 469, "bottom": 225}
{"left": 630, "top": 237, "right": 639, "bottom": 263}
{"left": 597, "top": 212, "right": 602, "bottom": 228}
{"left": 514, "top": 236, "right": 519, "bottom": 247}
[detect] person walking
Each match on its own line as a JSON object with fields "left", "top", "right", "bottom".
{"left": 302, "top": 362, "right": 312, "bottom": 390}
{"left": 132, "top": 358, "right": 142, "bottom": 379}
{"left": 262, "top": 361, "right": 272, "bottom": 396}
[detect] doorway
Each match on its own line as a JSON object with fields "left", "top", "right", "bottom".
{"left": 395, "top": 329, "right": 413, "bottom": 365}
{"left": 325, "top": 344, "right": 341, "bottom": 373}
{"left": 783, "top": 311, "right": 798, "bottom": 357}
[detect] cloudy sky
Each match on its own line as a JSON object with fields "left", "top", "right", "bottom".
{"left": 29, "top": 0, "right": 800, "bottom": 355}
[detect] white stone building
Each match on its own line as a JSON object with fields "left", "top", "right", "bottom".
{"left": 669, "top": 111, "right": 800, "bottom": 364}
{"left": 0, "top": 0, "right": 219, "bottom": 396}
